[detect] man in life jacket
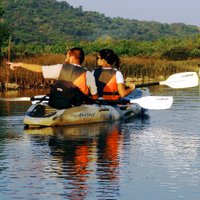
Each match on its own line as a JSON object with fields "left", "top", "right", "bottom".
{"left": 7, "top": 47, "right": 98, "bottom": 108}
{"left": 93, "top": 49, "right": 135, "bottom": 101}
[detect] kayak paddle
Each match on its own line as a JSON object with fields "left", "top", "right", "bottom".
{"left": 0, "top": 95, "right": 173, "bottom": 110}
{"left": 98, "top": 96, "right": 173, "bottom": 110}
{"left": 0, "top": 97, "right": 31, "bottom": 101}
{"left": 129, "top": 96, "right": 173, "bottom": 110}
{"left": 0, "top": 95, "right": 48, "bottom": 103}
{"left": 135, "top": 72, "right": 199, "bottom": 89}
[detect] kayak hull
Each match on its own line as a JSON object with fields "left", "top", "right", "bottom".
{"left": 24, "top": 89, "right": 149, "bottom": 128}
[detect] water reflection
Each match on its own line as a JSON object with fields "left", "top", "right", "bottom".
{"left": 24, "top": 122, "right": 124, "bottom": 199}
{"left": 1, "top": 86, "right": 200, "bottom": 199}
{"left": 0, "top": 89, "right": 48, "bottom": 117}
{"left": 0, "top": 101, "right": 30, "bottom": 116}
{"left": 96, "top": 123, "right": 123, "bottom": 198}
{"left": 120, "top": 119, "right": 200, "bottom": 199}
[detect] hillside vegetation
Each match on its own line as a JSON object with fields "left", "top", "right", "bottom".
{"left": 1, "top": 0, "right": 200, "bottom": 45}
{"left": 1, "top": 0, "right": 200, "bottom": 90}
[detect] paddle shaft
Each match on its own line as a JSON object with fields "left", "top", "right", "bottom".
{"left": 135, "top": 82, "right": 159, "bottom": 88}
{"left": 0, "top": 96, "right": 126, "bottom": 104}
{"left": 0, "top": 95, "right": 173, "bottom": 110}
{"left": 96, "top": 98, "right": 130, "bottom": 105}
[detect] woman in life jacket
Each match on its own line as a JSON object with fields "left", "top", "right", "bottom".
{"left": 93, "top": 49, "right": 135, "bottom": 101}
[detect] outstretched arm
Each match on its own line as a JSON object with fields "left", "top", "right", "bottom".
{"left": 6, "top": 62, "right": 42, "bottom": 73}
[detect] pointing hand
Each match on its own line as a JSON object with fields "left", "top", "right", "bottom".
{"left": 6, "top": 62, "right": 21, "bottom": 70}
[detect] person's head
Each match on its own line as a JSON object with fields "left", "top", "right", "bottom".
{"left": 97, "top": 49, "right": 120, "bottom": 69}
{"left": 65, "top": 47, "right": 85, "bottom": 65}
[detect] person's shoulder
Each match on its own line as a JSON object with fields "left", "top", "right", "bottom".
{"left": 116, "top": 69, "right": 122, "bottom": 73}
{"left": 43, "top": 63, "right": 62, "bottom": 67}
{"left": 86, "top": 70, "right": 93, "bottom": 75}
{"left": 116, "top": 70, "right": 124, "bottom": 78}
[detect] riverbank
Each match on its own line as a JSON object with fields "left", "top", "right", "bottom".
{"left": 1, "top": 54, "right": 199, "bottom": 89}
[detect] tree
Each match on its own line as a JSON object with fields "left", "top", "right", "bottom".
{"left": 0, "top": 5, "right": 12, "bottom": 60}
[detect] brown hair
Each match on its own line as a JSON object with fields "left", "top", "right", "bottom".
{"left": 68, "top": 47, "right": 85, "bottom": 64}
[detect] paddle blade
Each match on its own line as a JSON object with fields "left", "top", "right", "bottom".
{"left": 0, "top": 95, "right": 48, "bottom": 103}
{"left": 0, "top": 97, "right": 31, "bottom": 101}
{"left": 160, "top": 72, "right": 199, "bottom": 89}
{"left": 130, "top": 96, "right": 173, "bottom": 110}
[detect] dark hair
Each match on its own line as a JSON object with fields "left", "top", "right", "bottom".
{"left": 99, "top": 49, "right": 120, "bottom": 69}
{"left": 69, "top": 47, "right": 85, "bottom": 64}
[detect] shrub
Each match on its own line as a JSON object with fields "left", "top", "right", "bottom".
{"left": 161, "top": 47, "right": 191, "bottom": 60}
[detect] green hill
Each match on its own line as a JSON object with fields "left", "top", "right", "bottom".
{"left": 1, "top": 0, "right": 200, "bottom": 45}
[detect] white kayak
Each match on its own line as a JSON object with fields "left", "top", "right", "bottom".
{"left": 24, "top": 88, "right": 150, "bottom": 128}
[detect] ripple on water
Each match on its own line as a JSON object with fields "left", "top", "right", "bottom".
{"left": 0, "top": 87, "right": 200, "bottom": 200}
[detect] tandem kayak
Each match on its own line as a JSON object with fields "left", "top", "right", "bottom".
{"left": 24, "top": 88, "right": 150, "bottom": 128}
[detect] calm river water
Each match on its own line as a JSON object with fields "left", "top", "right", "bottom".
{"left": 0, "top": 86, "right": 200, "bottom": 200}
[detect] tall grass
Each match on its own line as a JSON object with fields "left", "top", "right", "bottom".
{"left": 1, "top": 54, "right": 199, "bottom": 87}
{"left": 120, "top": 57, "right": 199, "bottom": 81}
{"left": 85, "top": 54, "right": 199, "bottom": 81}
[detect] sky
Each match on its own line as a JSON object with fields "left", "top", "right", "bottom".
{"left": 57, "top": 0, "right": 200, "bottom": 27}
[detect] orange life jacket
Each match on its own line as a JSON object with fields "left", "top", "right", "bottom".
{"left": 58, "top": 64, "right": 89, "bottom": 96}
{"left": 94, "top": 68, "right": 120, "bottom": 100}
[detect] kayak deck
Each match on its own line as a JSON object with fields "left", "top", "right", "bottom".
{"left": 24, "top": 88, "right": 149, "bottom": 128}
